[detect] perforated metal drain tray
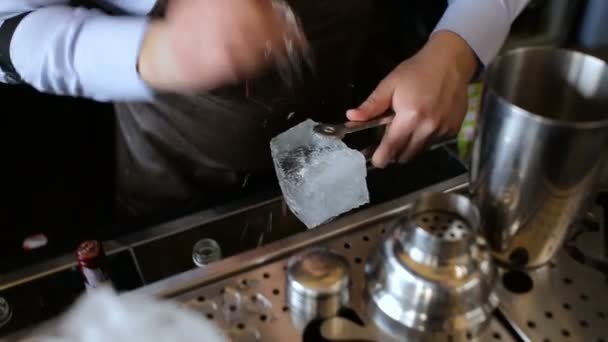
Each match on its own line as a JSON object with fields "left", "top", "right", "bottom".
{"left": 497, "top": 203, "right": 608, "bottom": 342}
{"left": 135, "top": 175, "right": 607, "bottom": 341}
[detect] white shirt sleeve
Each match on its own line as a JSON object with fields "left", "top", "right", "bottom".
{"left": 432, "top": 0, "right": 530, "bottom": 66}
{"left": 0, "top": 0, "right": 158, "bottom": 102}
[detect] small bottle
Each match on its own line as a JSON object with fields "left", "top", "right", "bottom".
{"left": 192, "top": 238, "right": 222, "bottom": 268}
{"left": 76, "top": 240, "right": 112, "bottom": 291}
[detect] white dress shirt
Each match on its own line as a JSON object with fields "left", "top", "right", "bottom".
{"left": 0, "top": 0, "right": 529, "bottom": 103}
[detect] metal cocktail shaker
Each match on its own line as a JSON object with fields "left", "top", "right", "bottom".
{"left": 470, "top": 47, "right": 608, "bottom": 269}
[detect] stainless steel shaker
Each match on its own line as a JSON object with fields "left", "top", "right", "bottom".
{"left": 366, "top": 192, "right": 498, "bottom": 341}
{"left": 471, "top": 47, "right": 608, "bottom": 269}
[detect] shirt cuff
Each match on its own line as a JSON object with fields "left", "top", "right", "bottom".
{"left": 12, "top": 9, "right": 155, "bottom": 102}
{"left": 432, "top": 0, "right": 512, "bottom": 66}
{"left": 75, "top": 15, "right": 155, "bottom": 102}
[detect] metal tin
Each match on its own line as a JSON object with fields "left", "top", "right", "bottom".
{"left": 471, "top": 47, "right": 608, "bottom": 268}
{"left": 366, "top": 192, "right": 498, "bottom": 340}
{"left": 286, "top": 247, "right": 350, "bottom": 324}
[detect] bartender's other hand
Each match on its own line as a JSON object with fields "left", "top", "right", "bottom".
{"left": 346, "top": 30, "right": 478, "bottom": 168}
{"left": 138, "top": 0, "right": 300, "bottom": 92}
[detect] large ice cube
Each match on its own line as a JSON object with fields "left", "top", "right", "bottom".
{"left": 270, "top": 119, "right": 370, "bottom": 228}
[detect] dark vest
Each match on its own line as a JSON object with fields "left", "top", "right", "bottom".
{"left": 114, "top": 0, "right": 447, "bottom": 217}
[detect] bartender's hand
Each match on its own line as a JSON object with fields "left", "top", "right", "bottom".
{"left": 137, "top": 0, "right": 300, "bottom": 92}
{"left": 346, "top": 30, "right": 478, "bottom": 168}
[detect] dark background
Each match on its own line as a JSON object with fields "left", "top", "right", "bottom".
{"left": 0, "top": 83, "right": 116, "bottom": 271}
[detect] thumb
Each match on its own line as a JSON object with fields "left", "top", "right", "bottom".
{"left": 347, "top": 77, "right": 395, "bottom": 121}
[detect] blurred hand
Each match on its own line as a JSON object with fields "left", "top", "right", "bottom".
{"left": 138, "top": 0, "right": 303, "bottom": 92}
{"left": 346, "top": 30, "right": 478, "bottom": 168}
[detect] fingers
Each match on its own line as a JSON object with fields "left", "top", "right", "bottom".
{"left": 370, "top": 83, "right": 467, "bottom": 167}
{"left": 397, "top": 118, "right": 436, "bottom": 163}
{"left": 157, "top": 0, "right": 307, "bottom": 92}
{"left": 247, "top": 0, "right": 309, "bottom": 85}
{"left": 347, "top": 77, "right": 395, "bottom": 121}
{"left": 395, "top": 101, "right": 466, "bottom": 163}
{"left": 225, "top": 1, "right": 294, "bottom": 79}
{"left": 372, "top": 111, "right": 417, "bottom": 168}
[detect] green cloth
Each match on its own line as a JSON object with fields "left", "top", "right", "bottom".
{"left": 457, "top": 82, "right": 483, "bottom": 162}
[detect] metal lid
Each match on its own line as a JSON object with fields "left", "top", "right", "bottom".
{"left": 397, "top": 192, "right": 480, "bottom": 263}
{"left": 287, "top": 248, "right": 350, "bottom": 297}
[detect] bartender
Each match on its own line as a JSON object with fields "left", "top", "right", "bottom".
{"left": 0, "top": 0, "right": 528, "bottom": 219}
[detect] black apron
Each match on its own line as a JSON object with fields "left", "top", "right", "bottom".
{"left": 114, "top": 0, "right": 375, "bottom": 217}
{"left": 113, "top": 0, "right": 447, "bottom": 218}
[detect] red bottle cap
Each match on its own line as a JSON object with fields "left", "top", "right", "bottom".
{"left": 76, "top": 240, "right": 104, "bottom": 269}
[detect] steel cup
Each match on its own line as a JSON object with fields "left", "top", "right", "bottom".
{"left": 470, "top": 47, "right": 608, "bottom": 269}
